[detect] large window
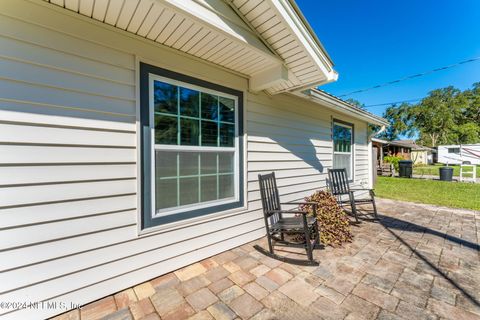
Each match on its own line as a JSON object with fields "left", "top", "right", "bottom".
{"left": 140, "top": 63, "right": 244, "bottom": 228}
{"left": 333, "top": 121, "right": 353, "bottom": 179}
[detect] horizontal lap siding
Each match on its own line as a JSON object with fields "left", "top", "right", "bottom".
{"left": 247, "top": 93, "right": 371, "bottom": 196}
{"left": 0, "top": 2, "right": 258, "bottom": 319}
{"left": 0, "top": 1, "right": 371, "bottom": 319}
{"left": 247, "top": 93, "right": 334, "bottom": 208}
{"left": 0, "top": 4, "right": 139, "bottom": 318}
{"left": 354, "top": 123, "right": 370, "bottom": 185}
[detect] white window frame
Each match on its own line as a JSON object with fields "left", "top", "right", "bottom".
{"left": 332, "top": 121, "right": 354, "bottom": 180}
{"left": 148, "top": 74, "right": 240, "bottom": 219}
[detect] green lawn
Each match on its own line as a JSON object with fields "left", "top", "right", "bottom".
{"left": 375, "top": 176, "right": 480, "bottom": 211}
{"left": 413, "top": 164, "right": 479, "bottom": 177}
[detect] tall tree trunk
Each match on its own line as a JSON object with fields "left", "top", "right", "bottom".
{"left": 429, "top": 133, "right": 437, "bottom": 147}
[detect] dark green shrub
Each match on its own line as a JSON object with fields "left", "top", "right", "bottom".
{"left": 300, "top": 190, "right": 353, "bottom": 246}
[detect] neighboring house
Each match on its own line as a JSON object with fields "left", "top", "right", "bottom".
{"left": 0, "top": 1, "right": 387, "bottom": 319}
{"left": 437, "top": 144, "right": 480, "bottom": 165}
{"left": 385, "top": 140, "right": 414, "bottom": 159}
{"left": 395, "top": 140, "right": 434, "bottom": 165}
{"left": 371, "top": 139, "right": 432, "bottom": 165}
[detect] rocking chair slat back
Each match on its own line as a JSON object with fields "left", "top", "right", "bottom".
{"left": 328, "top": 168, "right": 350, "bottom": 195}
{"left": 258, "top": 172, "right": 281, "bottom": 218}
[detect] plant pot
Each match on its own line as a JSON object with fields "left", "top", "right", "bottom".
{"left": 439, "top": 167, "right": 453, "bottom": 181}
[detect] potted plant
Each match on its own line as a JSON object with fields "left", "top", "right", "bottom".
{"left": 439, "top": 161, "right": 454, "bottom": 181}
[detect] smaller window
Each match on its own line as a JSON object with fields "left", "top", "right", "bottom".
{"left": 448, "top": 148, "right": 460, "bottom": 154}
{"left": 333, "top": 121, "right": 353, "bottom": 179}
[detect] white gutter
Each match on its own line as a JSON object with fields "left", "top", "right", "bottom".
{"left": 371, "top": 137, "right": 388, "bottom": 144}
{"left": 275, "top": 73, "right": 339, "bottom": 95}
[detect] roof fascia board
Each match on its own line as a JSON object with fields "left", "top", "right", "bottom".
{"left": 268, "top": 0, "right": 336, "bottom": 80}
{"left": 286, "top": 0, "right": 334, "bottom": 65}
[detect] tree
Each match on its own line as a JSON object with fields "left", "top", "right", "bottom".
{"left": 379, "top": 83, "right": 480, "bottom": 146}
{"left": 379, "top": 103, "right": 415, "bottom": 140}
{"left": 450, "top": 122, "right": 480, "bottom": 144}
{"left": 414, "top": 86, "right": 462, "bottom": 147}
{"left": 452, "top": 83, "right": 480, "bottom": 144}
{"left": 464, "top": 82, "right": 480, "bottom": 121}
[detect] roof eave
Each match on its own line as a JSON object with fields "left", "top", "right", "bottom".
{"left": 227, "top": 0, "right": 337, "bottom": 93}
{"left": 301, "top": 89, "right": 389, "bottom": 126}
{"left": 272, "top": 0, "right": 335, "bottom": 75}
{"left": 273, "top": 69, "right": 338, "bottom": 94}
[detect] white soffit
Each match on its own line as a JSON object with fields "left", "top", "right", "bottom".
{"left": 42, "top": 0, "right": 337, "bottom": 94}
{"left": 43, "top": 0, "right": 287, "bottom": 91}
{"left": 227, "top": 0, "right": 338, "bottom": 94}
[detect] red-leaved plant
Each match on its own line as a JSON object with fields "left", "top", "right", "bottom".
{"left": 300, "top": 190, "right": 353, "bottom": 246}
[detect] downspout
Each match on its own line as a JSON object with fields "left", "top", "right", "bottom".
{"left": 370, "top": 125, "right": 386, "bottom": 140}
{"left": 369, "top": 124, "right": 386, "bottom": 163}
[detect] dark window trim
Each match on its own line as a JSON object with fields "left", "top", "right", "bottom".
{"left": 139, "top": 62, "right": 244, "bottom": 229}
{"left": 332, "top": 118, "right": 355, "bottom": 181}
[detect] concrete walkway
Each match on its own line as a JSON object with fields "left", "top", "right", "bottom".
{"left": 53, "top": 199, "right": 480, "bottom": 320}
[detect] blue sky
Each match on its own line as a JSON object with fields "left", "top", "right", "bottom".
{"left": 296, "top": 0, "right": 480, "bottom": 116}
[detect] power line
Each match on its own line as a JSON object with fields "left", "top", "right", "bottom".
{"left": 337, "top": 56, "right": 480, "bottom": 97}
{"left": 364, "top": 98, "right": 423, "bottom": 108}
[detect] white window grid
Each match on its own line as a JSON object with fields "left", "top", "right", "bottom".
{"left": 333, "top": 121, "right": 354, "bottom": 179}
{"left": 149, "top": 74, "right": 240, "bottom": 218}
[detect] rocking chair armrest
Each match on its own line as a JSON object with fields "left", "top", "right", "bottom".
{"left": 266, "top": 209, "right": 307, "bottom": 215}
{"left": 280, "top": 201, "right": 318, "bottom": 217}
{"left": 281, "top": 201, "right": 318, "bottom": 206}
{"left": 280, "top": 202, "right": 318, "bottom": 217}
{"left": 349, "top": 188, "right": 373, "bottom": 192}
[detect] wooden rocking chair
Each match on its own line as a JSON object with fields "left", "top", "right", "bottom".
{"left": 327, "top": 168, "right": 378, "bottom": 222}
{"left": 257, "top": 172, "right": 320, "bottom": 265}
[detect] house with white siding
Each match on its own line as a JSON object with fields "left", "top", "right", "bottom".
{"left": 0, "top": 0, "right": 388, "bottom": 319}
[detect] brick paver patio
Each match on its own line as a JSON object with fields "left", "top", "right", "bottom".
{"left": 53, "top": 199, "right": 480, "bottom": 320}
